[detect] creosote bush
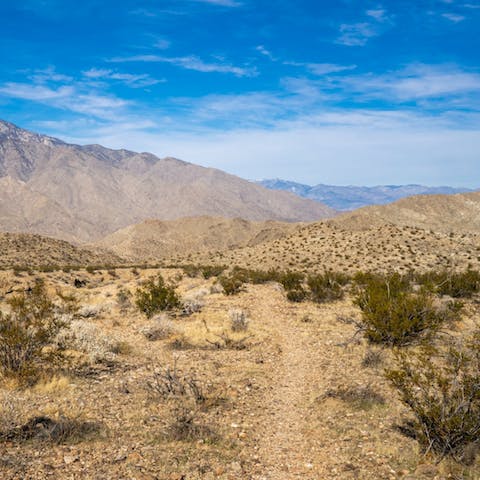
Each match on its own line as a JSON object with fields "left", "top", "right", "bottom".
{"left": 354, "top": 273, "right": 461, "bottom": 346}
{"left": 135, "top": 275, "right": 181, "bottom": 318}
{"left": 307, "top": 272, "right": 346, "bottom": 303}
{"left": 0, "top": 280, "right": 66, "bottom": 381}
{"left": 416, "top": 268, "right": 480, "bottom": 299}
{"left": 387, "top": 333, "right": 480, "bottom": 464}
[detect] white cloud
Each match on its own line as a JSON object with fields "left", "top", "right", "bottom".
{"left": 109, "top": 54, "right": 257, "bottom": 77}
{"left": 256, "top": 45, "right": 275, "bottom": 61}
{"left": 0, "top": 82, "right": 129, "bottom": 119}
{"left": 189, "top": 0, "right": 242, "bottom": 6}
{"left": 304, "top": 63, "right": 356, "bottom": 76}
{"left": 442, "top": 12, "right": 466, "bottom": 22}
{"left": 82, "top": 68, "right": 164, "bottom": 87}
{"left": 366, "top": 8, "right": 388, "bottom": 22}
{"left": 339, "top": 64, "right": 480, "bottom": 101}
{"left": 336, "top": 23, "right": 378, "bottom": 46}
{"left": 55, "top": 109, "right": 480, "bottom": 187}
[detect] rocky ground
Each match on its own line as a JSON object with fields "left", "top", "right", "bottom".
{"left": 0, "top": 267, "right": 479, "bottom": 479}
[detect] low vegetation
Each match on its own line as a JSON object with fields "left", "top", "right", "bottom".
{"left": 387, "top": 332, "right": 480, "bottom": 464}
{"left": 0, "top": 280, "right": 66, "bottom": 381}
{"left": 353, "top": 273, "right": 461, "bottom": 346}
{"left": 135, "top": 274, "right": 181, "bottom": 317}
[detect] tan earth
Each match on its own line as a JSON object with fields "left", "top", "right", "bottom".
{"left": 0, "top": 267, "right": 478, "bottom": 479}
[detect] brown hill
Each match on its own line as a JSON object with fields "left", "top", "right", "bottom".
{"left": 94, "top": 216, "right": 300, "bottom": 262}
{"left": 328, "top": 191, "right": 480, "bottom": 234}
{"left": 0, "top": 120, "right": 335, "bottom": 243}
{"left": 0, "top": 232, "right": 124, "bottom": 269}
{"left": 186, "top": 221, "right": 480, "bottom": 274}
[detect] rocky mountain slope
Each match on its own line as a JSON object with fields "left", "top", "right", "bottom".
{"left": 94, "top": 216, "right": 300, "bottom": 262}
{"left": 0, "top": 120, "right": 335, "bottom": 243}
{"left": 258, "top": 179, "right": 473, "bottom": 211}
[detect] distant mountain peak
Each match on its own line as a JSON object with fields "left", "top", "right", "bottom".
{"left": 0, "top": 119, "right": 63, "bottom": 147}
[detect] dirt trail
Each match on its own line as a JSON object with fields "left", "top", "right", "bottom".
{"left": 249, "top": 290, "right": 328, "bottom": 479}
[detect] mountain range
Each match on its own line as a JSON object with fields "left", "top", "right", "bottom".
{"left": 258, "top": 179, "right": 473, "bottom": 211}
{"left": 0, "top": 120, "right": 334, "bottom": 243}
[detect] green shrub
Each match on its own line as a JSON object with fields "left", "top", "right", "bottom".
{"left": 200, "top": 265, "right": 226, "bottom": 279}
{"left": 218, "top": 275, "right": 245, "bottom": 296}
{"left": 307, "top": 272, "right": 345, "bottom": 303}
{"left": 354, "top": 273, "right": 460, "bottom": 346}
{"left": 278, "top": 271, "right": 304, "bottom": 291}
{"left": 416, "top": 269, "right": 480, "bottom": 298}
{"left": 0, "top": 280, "right": 66, "bottom": 380}
{"left": 135, "top": 275, "right": 181, "bottom": 318}
{"left": 387, "top": 334, "right": 480, "bottom": 464}
{"left": 286, "top": 288, "right": 308, "bottom": 303}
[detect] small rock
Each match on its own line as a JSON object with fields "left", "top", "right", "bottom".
{"left": 63, "top": 455, "right": 78, "bottom": 465}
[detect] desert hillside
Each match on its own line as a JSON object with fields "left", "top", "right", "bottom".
{"left": 185, "top": 222, "right": 480, "bottom": 274}
{"left": 0, "top": 232, "right": 124, "bottom": 269}
{"left": 0, "top": 120, "right": 335, "bottom": 243}
{"left": 94, "top": 216, "right": 301, "bottom": 262}
{"left": 328, "top": 191, "right": 480, "bottom": 234}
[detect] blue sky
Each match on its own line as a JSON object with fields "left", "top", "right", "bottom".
{"left": 1, "top": 0, "right": 479, "bottom": 186}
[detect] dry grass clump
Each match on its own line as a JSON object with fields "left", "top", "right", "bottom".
{"left": 1, "top": 413, "right": 100, "bottom": 444}
{"left": 323, "top": 384, "right": 386, "bottom": 410}
{"left": 141, "top": 314, "right": 179, "bottom": 341}
{"left": 229, "top": 309, "right": 249, "bottom": 332}
{"left": 148, "top": 364, "right": 221, "bottom": 442}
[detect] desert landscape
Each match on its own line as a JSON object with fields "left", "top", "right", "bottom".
{"left": 0, "top": 122, "right": 479, "bottom": 480}
{"left": 1, "top": 1, "right": 480, "bottom": 479}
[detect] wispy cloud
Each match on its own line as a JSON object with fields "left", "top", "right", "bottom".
{"left": 337, "top": 23, "right": 378, "bottom": 46}
{"left": 285, "top": 62, "right": 356, "bottom": 76}
{"left": 366, "top": 8, "right": 389, "bottom": 22}
{"left": 337, "top": 6, "right": 393, "bottom": 46}
{"left": 188, "top": 0, "right": 243, "bottom": 6}
{"left": 256, "top": 45, "right": 276, "bottom": 61}
{"left": 109, "top": 54, "right": 257, "bottom": 77}
{"left": 0, "top": 81, "right": 129, "bottom": 119}
{"left": 340, "top": 64, "right": 480, "bottom": 102}
{"left": 82, "top": 68, "right": 164, "bottom": 87}
{"left": 442, "top": 12, "right": 466, "bottom": 21}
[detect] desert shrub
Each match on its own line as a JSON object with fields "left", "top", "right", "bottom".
{"left": 141, "top": 315, "right": 178, "bottom": 341}
{"left": 417, "top": 269, "right": 480, "bottom": 298}
{"left": 182, "top": 264, "right": 200, "bottom": 278}
{"left": 200, "top": 265, "right": 226, "bottom": 279}
{"left": 361, "top": 349, "right": 385, "bottom": 368}
{"left": 247, "top": 269, "right": 280, "bottom": 284}
{"left": 116, "top": 288, "right": 132, "bottom": 311}
{"left": 55, "top": 319, "right": 119, "bottom": 363}
{"left": 181, "top": 297, "right": 204, "bottom": 316}
{"left": 323, "top": 384, "right": 385, "bottom": 410}
{"left": 0, "top": 280, "right": 66, "bottom": 380}
{"left": 354, "top": 273, "right": 461, "bottom": 346}
{"left": 0, "top": 414, "right": 100, "bottom": 443}
{"left": 218, "top": 275, "right": 245, "bottom": 296}
{"left": 387, "top": 333, "right": 480, "bottom": 464}
{"left": 229, "top": 309, "right": 249, "bottom": 332}
{"left": 278, "top": 271, "right": 304, "bottom": 291}
{"left": 307, "top": 272, "right": 345, "bottom": 303}
{"left": 147, "top": 364, "right": 206, "bottom": 404}
{"left": 286, "top": 288, "right": 308, "bottom": 303}
{"left": 135, "top": 275, "right": 181, "bottom": 318}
